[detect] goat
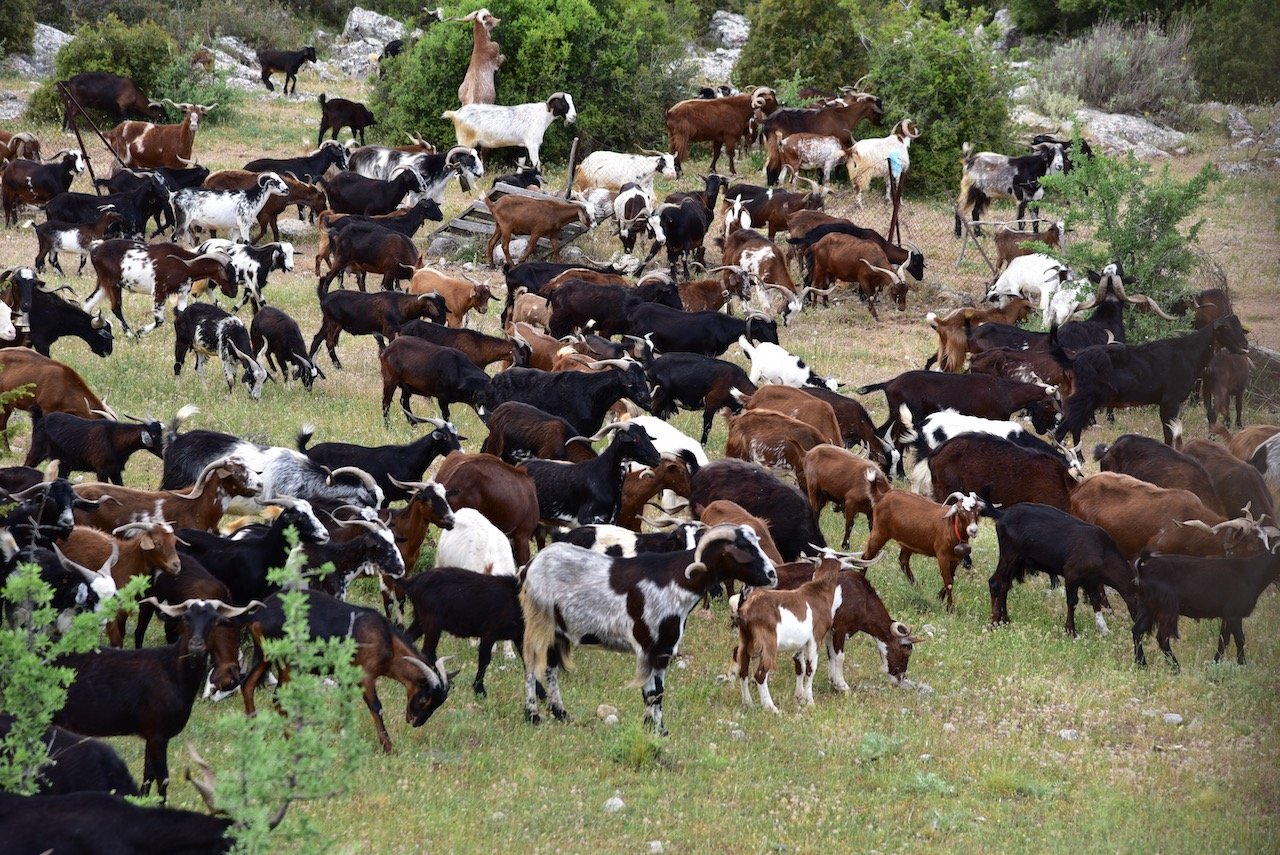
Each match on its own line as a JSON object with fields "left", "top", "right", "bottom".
{"left": 0, "top": 348, "right": 114, "bottom": 447}
{"left": 574, "top": 150, "right": 679, "bottom": 193}
{"left": 690, "top": 458, "right": 826, "bottom": 561}
{"left": 522, "top": 422, "right": 661, "bottom": 526}
{"left": 84, "top": 240, "right": 237, "bottom": 337}
{"left": 399, "top": 319, "right": 513, "bottom": 369}
{"left": 314, "top": 200, "right": 443, "bottom": 277}
{"left": 317, "top": 93, "right": 377, "bottom": 145}
{"left": 298, "top": 420, "right": 460, "bottom": 507}
{"left": 1204, "top": 348, "right": 1250, "bottom": 428}
{"left": 924, "top": 300, "right": 1033, "bottom": 372}
{"left": 309, "top": 289, "right": 447, "bottom": 368}
{"left": 0, "top": 714, "right": 137, "bottom": 796}
{"left": 436, "top": 452, "right": 540, "bottom": 565}
{"left": 242, "top": 138, "right": 348, "bottom": 183}
{"left": 317, "top": 222, "right": 425, "bottom": 294}
{"left": 322, "top": 168, "right": 426, "bottom": 216}
{"left": 993, "top": 221, "right": 1064, "bottom": 270}
{"left": 987, "top": 502, "right": 1138, "bottom": 638}
{"left": 738, "top": 337, "right": 836, "bottom": 389}
{"left": 1180, "top": 438, "right": 1275, "bottom": 523}
{"left": 954, "top": 141, "right": 1064, "bottom": 236}
{"left": 43, "top": 175, "right": 170, "bottom": 241}
{"left": 1055, "top": 315, "right": 1250, "bottom": 446}
{"left": 861, "top": 490, "right": 984, "bottom": 612}
{"left": 59, "top": 72, "right": 163, "bottom": 129}
{"left": 54, "top": 598, "right": 260, "bottom": 798}
{"left": 102, "top": 102, "right": 215, "bottom": 169}
{"left": 347, "top": 145, "right": 483, "bottom": 201}
{"left": 847, "top": 119, "right": 921, "bottom": 206}
{"left": 241, "top": 589, "right": 452, "bottom": 752}
{"left": 379, "top": 336, "right": 491, "bottom": 425}
{"left": 456, "top": 8, "right": 504, "bottom": 105}
{"left": 1095, "top": 430, "right": 1224, "bottom": 515}
{"left": 173, "top": 303, "right": 270, "bottom": 400}
{"left": 1131, "top": 547, "right": 1280, "bottom": 669}
{"left": 25, "top": 407, "right": 162, "bottom": 485}
{"left": 760, "top": 92, "right": 884, "bottom": 146}
{"left": 488, "top": 362, "right": 653, "bottom": 437}
{"left": 923, "top": 433, "right": 1080, "bottom": 517}
{"left": 26, "top": 211, "right": 125, "bottom": 276}
{"left": 1, "top": 150, "right": 86, "bottom": 226}
{"left": 735, "top": 558, "right": 843, "bottom": 711}
{"left": 665, "top": 87, "right": 778, "bottom": 173}
{"left": 521, "top": 524, "right": 777, "bottom": 732}
{"left": 249, "top": 306, "right": 324, "bottom": 391}
{"left": 724, "top": 408, "right": 828, "bottom": 494}
{"left": 480, "top": 401, "right": 596, "bottom": 463}
{"left": 0, "top": 791, "right": 231, "bottom": 850}
{"left": 806, "top": 233, "right": 907, "bottom": 320}
{"left": 172, "top": 173, "right": 289, "bottom": 244}
{"left": 643, "top": 351, "right": 755, "bottom": 444}
{"left": 256, "top": 45, "right": 317, "bottom": 93}
{"left": 0, "top": 131, "right": 40, "bottom": 162}
{"left": 405, "top": 268, "right": 498, "bottom": 327}
{"left": 74, "top": 455, "right": 262, "bottom": 533}
{"left": 698, "top": 499, "right": 784, "bottom": 565}
{"left": 443, "top": 93, "right": 576, "bottom": 168}
{"left": 484, "top": 193, "right": 593, "bottom": 266}
{"left": 765, "top": 132, "right": 852, "bottom": 191}
{"left": 804, "top": 445, "right": 889, "bottom": 549}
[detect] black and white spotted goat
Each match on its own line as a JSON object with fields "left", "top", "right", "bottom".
{"left": 171, "top": 172, "right": 289, "bottom": 244}
{"left": 173, "top": 303, "right": 271, "bottom": 400}
{"left": 347, "top": 145, "right": 485, "bottom": 202}
{"left": 195, "top": 238, "right": 295, "bottom": 310}
{"left": 520, "top": 523, "right": 778, "bottom": 734}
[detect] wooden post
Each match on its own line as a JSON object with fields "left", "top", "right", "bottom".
{"left": 886, "top": 157, "right": 904, "bottom": 245}
{"left": 563, "top": 136, "right": 581, "bottom": 199}
{"left": 56, "top": 82, "right": 129, "bottom": 193}
{"left": 956, "top": 212, "right": 998, "bottom": 278}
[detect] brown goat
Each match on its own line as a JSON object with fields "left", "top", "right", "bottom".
{"left": 507, "top": 321, "right": 570, "bottom": 370}
{"left": 925, "top": 298, "right": 1035, "bottom": 373}
{"left": 436, "top": 452, "right": 539, "bottom": 565}
{"left": 1181, "top": 438, "right": 1276, "bottom": 523}
{"left": 724, "top": 409, "right": 828, "bottom": 494}
{"left": 861, "top": 490, "right": 984, "bottom": 612}
{"left": 677, "top": 271, "right": 748, "bottom": 313}
{"left": 665, "top": 87, "right": 779, "bottom": 174}
{"left": 484, "top": 194, "right": 592, "bottom": 266}
{"left": 0, "top": 348, "right": 113, "bottom": 448}
{"left": 103, "top": 102, "right": 214, "bottom": 169}
{"left": 457, "top": 8, "right": 504, "bottom": 105}
{"left": 510, "top": 288, "right": 552, "bottom": 328}
{"left": 73, "top": 457, "right": 262, "bottom": 533}
{"left": 1210, "top": 423, "right": 1280, "bottom": 462}
{"left": 1204, "top": 348, "right": 1250, "bottom": 428}
{"left": 0, "top": 131, "right": 40, "bottom": 162}
{"left": 1070, "top": 472, "right": 1261, "bottom": 559}
{"left": 739, "top": 385, "right": 842, "bottom": 446}
{"left": 698, "top": 499, "right": 784, "bottom": 564}
{"left": 616, "top": 453, "right": 697, "bottom": 531}
{"left": 406, "top": 268, "right": 498, "bottom": 328}
{"left": 803, "top": 445, "right": 889, "bottom": 549}
{"left": 993, "top": 221, "right": 1063, "bottom": 270}
{"left": 807, "top": 234, "right": 906, "bottom": 321}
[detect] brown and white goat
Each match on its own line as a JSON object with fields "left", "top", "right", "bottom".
{"left": 73, "top": 456, "right": 262, "bottom": 533}
{"left": 734, "top": 558, "right": 843, "bottom": 711}
{"left": 861, "top": 490, "right": 984, "bottom": 612}
{"left": 103, "top": 102, "right": 215, "bottom": 169}
{"left": 484, "top": 194, "right": 593, "bottom": 266}
{"left": 803, "top": 445, "right": 890, "bottom": 549}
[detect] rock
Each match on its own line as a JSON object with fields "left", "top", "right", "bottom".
{"left": 2, "top": 23, "right": 73, "bottom": 79}
{"left": 602, "top": 794, "right": 625, "bottom": 813}
{"left": 427, "top": 234, "right": 463, "bottom": 257}
{"left": 1011, "top": 106, "right": 1057, "bottom": 131}
{"left": 649, "top": 842, "right": 664, "bottom": 854}
{"left": 0, "top": 92, "right": 25, "bottom": 122}
{"left": 1163, "top": 713, "right": 1184, "bottom": 726}
{"left": 492, "top": 239, "right": 529, "bottom": 265}
{"left": 942, "top": 722, "right": 957, "bottom": 733}
{"left": 1058, "top": 728, "right": 1080, "bottom": 741}
{"left": 688, "top": 47, "right": 740, "bottom": 85}
{"left": 597, "top": 704, "right": 618, "bottom": 719}
{"left": 1226, "top": 107, "right": 1255, "bottom": 141}
{"left": 1216, "top": 160, "right": 1262, "bottom": 177}
{"left": 215, "top": 36, "right": 257, "bottom": 66}
{"left": 1072, "top": 108, "right": 1187, "bottom": 159}
{"left": 343, "top": 7, "right": 406, "bottom": 44}
{"left": 708, "top": 11, "right": 751, "bottom": 50}
{"left": 992, "top": 9, "right": 1022, "bottom": 53}
{"left": 603, "top": 714, "right": 619, "bottom": 726}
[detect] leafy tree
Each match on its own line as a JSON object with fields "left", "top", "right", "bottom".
{"left": 1040, "top": 137, "right": 1219, "bottom": 340}
{"left": 0, "top": 0, "right": 36, "bottom": 56}
{"left": 866, "top": 9, "right": 1012, "bottom": 197}
{"left": 372, "top": 0, "right": 696, "bottom": 158}
{"left": 732, "top": 0, "right": 878, "bottom": 91}
{"left": 1188, "top": 0, "right": 1280, "bottom": 104}
{"left": 0, "top": 567, "right": 148, "bottom": 795}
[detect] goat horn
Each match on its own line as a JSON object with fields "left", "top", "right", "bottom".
{"left": 645, "top": 514, "right": 688, "bottom": 529}
{"left": 337, "top": 517, "right": 386, "bottom": 534}
{"left": 1127, "top": 293, "right": 1179, "bottom": 320}
{"left": 53, "top": 543, "right": 113, "bottom": 588}
{"left": 584, "top": 358, "right": 634, "bottom": 370}
{"left": 328, "top": 466, "right": 379, "bottom": 493}
{"left": 185, "top": 743, "right": 222, "bottom": 816}
{"left": 403, "top": 655, "right": 440, "bottom": 685}
{"left": 859, "top": 258, "right": 896, "bottom": 279}
{"left": 1174, "top": 519, "right": 1215, "bottom": 533}
{"left": 690, "top": 523, "right": 744, "bottom": 574}
{"left": 388, "top": 475, "right": 434, "bottom": 493}
{"left": 112, "top": 521, "right": 160, "bottom": 537}
{"left": 213, "top": 599, "right": 265, "bottom": 619}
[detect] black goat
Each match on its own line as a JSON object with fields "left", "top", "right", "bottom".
{"left": 690, "top": 458, "right": 826, "bottom": 561}
{"left": 243, "top": 139, "right": 348, "bottom": 183}
{"left": 0, "top": 715, "right": 138, "bottom": 796}
{"left": 487, "top": 362, "right": 654, "bottom": 436}
{"left": 250, "top": 305, "right": 324, "bottom": 390}
{"left": 257, "top": 45, "right": 316, "bottom": 94}
{"left": 21, "top": 287, "right": 114, "bottom": 358}
{"left": 303, "top": 518, "right": 406, "bottom": 599}
{"left": 1131, "top": 547, "right": 1280, "bottom": 668}
{"left": 627, "top": 302, "right": 780, "bottom": 356}
{"left": 309, "top": 289, "right": 447, "bottom": 368}
{"left": 53, "top": 597, "right": 260, "bottom": 799}
{"left": 25, "top": 406, "right": 162, "bottom": 485}
{"left": 404, "top": 567, "right": 523, "bottom": 697}
{"left": 317, "top": 94, "right": 377, "bottom": 146}
{"left": 297, "top": 419, "right": 462, "bottom": 505}
{"left": 546, "top": 276, "right": 683, "bottom": 338}
{"left": 321, "top": 168, "right": 425, "bottom": 216}
{"left": 43, "top": 175, "right": 171, "bottom": 240}
{"left": 644, "top": 350, "right": 756, "bottom": 444}
{"left": 1055, "top": 315, "right": 1250, "bottom": 446}
{"left": 522, "top": 422, "right": 662, "bottom": 525}
{"left": 0, "top": 791, "right": 232, "bottom": 853}
{"left": 987, "top": 502, "right": 1138, "bottom": 638}
{"left": 379, "top": 336, "right": 492, "bottom": 426}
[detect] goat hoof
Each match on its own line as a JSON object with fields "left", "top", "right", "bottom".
{"left": 526, "top": 709, "right": 542, "bottom": 725}
{"left": 473, "top": 686, "right": 487, "bottom": 699}
{"left": 551, "top": 707, "right": 568, "bottom": 722}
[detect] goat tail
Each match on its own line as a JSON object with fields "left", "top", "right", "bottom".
{"left": 164, "top": 404, "right": 200, "bottom": 451}
{"left": 855, "top": 380, "right": 888, "bottom": 395}
{"left": 1091, "top": 442, "right": 1109, "bottom": 462}
{"left": 296, "top": 423, "right": 315, "bottom": 451}
{"left": 519, "top": 586, "right": 571, "bottom": 677}
{"left": 318, "top": 93, "right": 327, "bottom": 107}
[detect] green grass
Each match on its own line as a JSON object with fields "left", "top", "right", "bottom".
{"left": 0, "top": 74, "right": 1277, "bottom": 852}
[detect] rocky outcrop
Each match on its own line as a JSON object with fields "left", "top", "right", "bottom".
{"left": 2, "top": 23, "right": 73, "bottom": 79}
{"left": 708, "top": 12, "right": 749, "bottom": 49}
{"left": 1073, "top": 108, "right": 1188, "bottom": 159}
{"left": 687, "top": 11, "right": 750, "bottom": 86}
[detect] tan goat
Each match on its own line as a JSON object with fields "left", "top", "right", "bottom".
{"left": 803, "top": 444, "right": 890, "bottom": 549}
{"left": 483, "top": 194, "right": 593, "bottom": 266}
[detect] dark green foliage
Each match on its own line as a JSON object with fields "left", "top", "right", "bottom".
{"left": 1188, "top": 0, "right": 1280, "bottom": 104}
{"left": 0, "top": 0, "right": 36, "bottom": 56}
{"left": 732, "top": 0, "right": 876, "bottom": 92}
{"left": 372, "top": 0, "right": 696, "bottom": 159}
{"left": 867, "top": 11, "right": 1012, "bottom": 197}
{"left": 26, "top": 17, "right": 239, "bottom": 127}
{"left": 1007, "top": 0, "right": 1185, "bottom": 35}
{"left": 1040, "top": 138, "right": 1218, "bottom": 340}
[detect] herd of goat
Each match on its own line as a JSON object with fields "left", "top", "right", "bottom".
{"left": 0, "top": 36, "right": 1277, "bottom": 852}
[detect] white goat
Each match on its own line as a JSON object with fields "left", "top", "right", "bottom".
{"left": 442, "top": 93, "right": 576, "bottom": 169}
{"left": 848, "top": 119, "right": 920, "bottom": 207}
{"left": 573, "top": 150, "right": 678, "bottom": 193}
{"left": 986, "top": 252, "right": 1071, "bottom": 325}
{"left": 171, "top": 172, "right": 288, "bottom": 244}
{"left": 738, "top": 336, "right": 839, "bottom": 390}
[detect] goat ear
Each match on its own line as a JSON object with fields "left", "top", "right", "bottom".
{"left": 139, "top": 534, "right": 156, "bottom": 550}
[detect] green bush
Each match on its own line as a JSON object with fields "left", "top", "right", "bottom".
{"left": 165, "top": 0, "right": 314, "bottom": 53}
{"left": 1040, "top": 138, "right": 1218, "bottom": 340}
{"left": 0, "top": 0, "right": 37, "bottom": 56}
{"left": 372, "top": 0, "right": 696, "bottom": 159}
{"left": 1188, "top": 0, "right": 1280, "bottom": 104}
{"left": 1019, "top": 85, "right": 1084, "bottom": 122}
{"left": 866, "top": 10, "right": 1012, "bottom": 197}
{"left": 732, "top": 0, "right": 880, "bottom": 91}
{"left": 1043, "top": 20, "right": 1199, "bottom": 129}
{"left": 1008, "top": 0, "right": 1187, "bottom": 36}
{"left": 27, "top": 17, "right": 239, "bottom": 127}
